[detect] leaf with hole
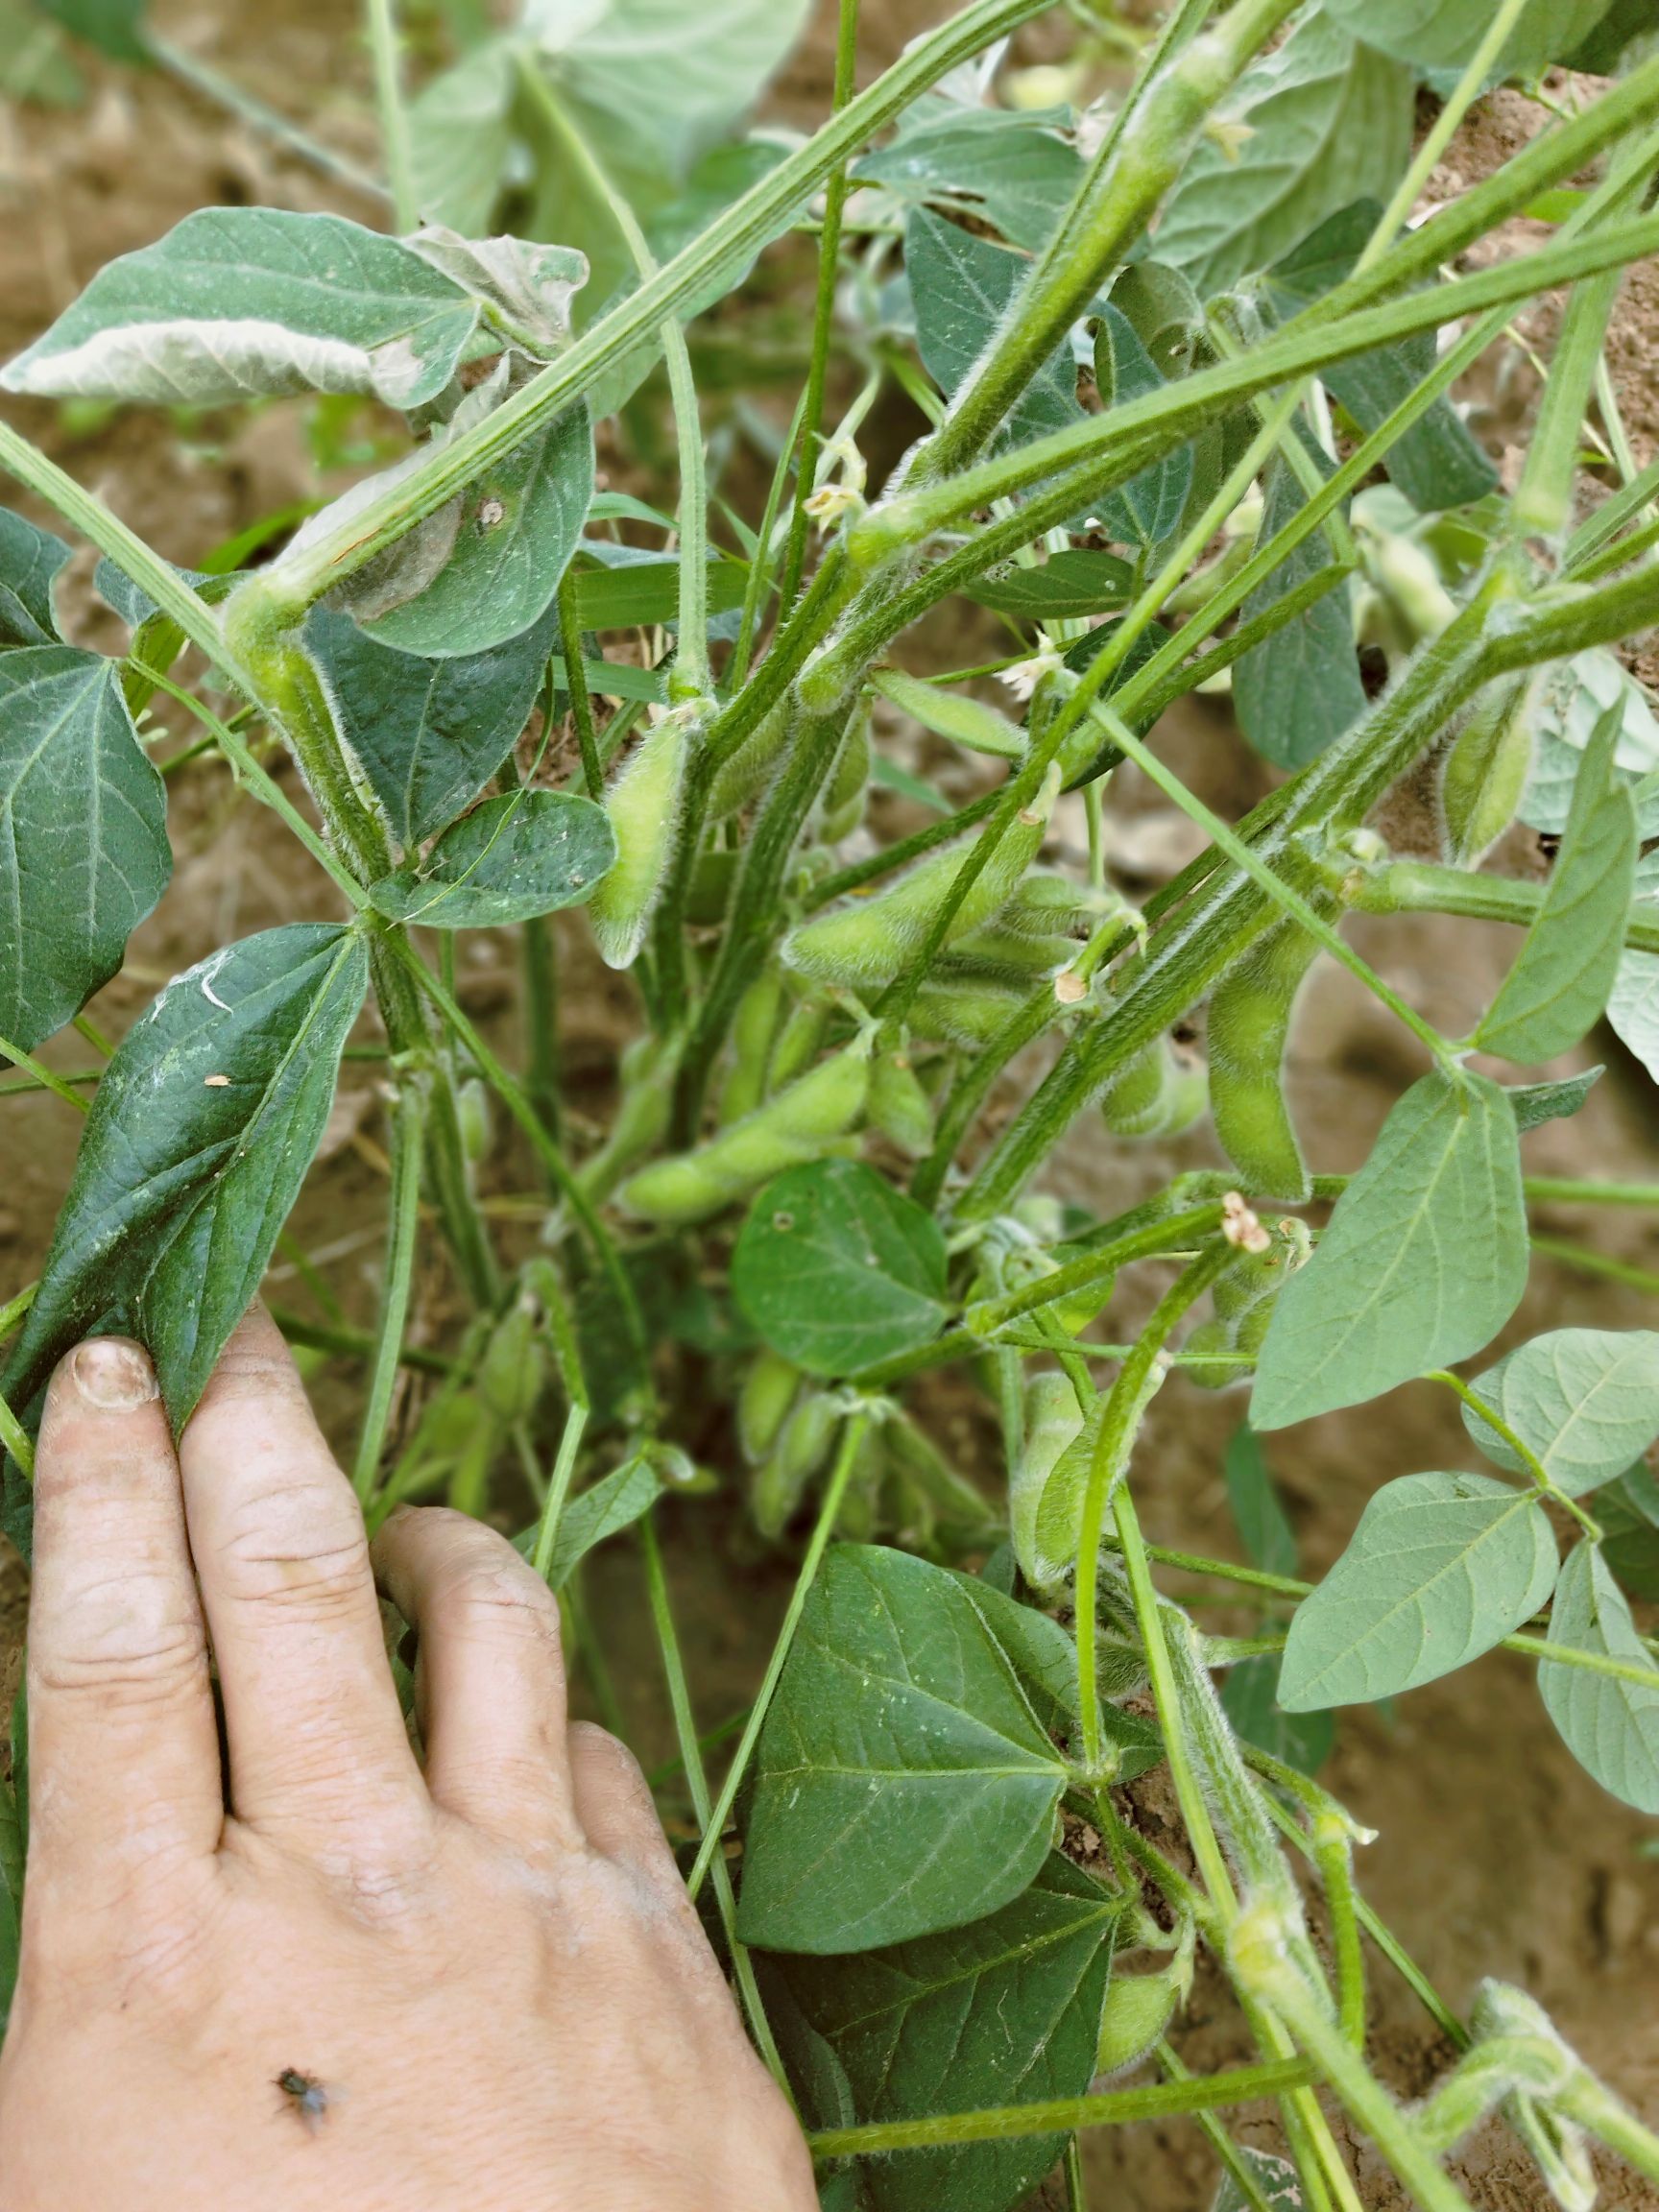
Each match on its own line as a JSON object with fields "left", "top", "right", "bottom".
{"left": 1278, "top": 1472, "right": 1559, "bottom": 1710}
{"left": 1154, "top": 15, "right": 1411, "bottom": 298}
{"left": 736, "top": 1545, "right": 1070, "bottom": 1954}
{"left": 1477, "top": 705, "right": 1637, "bottom": 1065}
{"left": 733, "top": 1161, "right": 950, "bottom": 1380}
{"left": 1463, "top": 1329, "right": 1659, "bottom": 1498}
{"left": 1, "top": 209, "right": 483, "bottom": 409}
{"left": 0, "top": 924, "right": 369, "bottom": 1433}
{"left": 367, "top": 789, "right": 615, "bottom": 928}
{"left": 1540, "top": 1541, "right": 1659, "bottom": 1815}
{"left": 905, "top": 207, "right": 1081, "bottom": 453}
{"left": 0, "top": 645, "right": 170, "bottom": 1054}
{"left": 1252, "top": 1070, "right": 1527, "bottom": 1429}
{"left": 765, "top": 1853, "right": 1120, "bottom": 2212}
{"left": 305, "top": 600, "right": 561, "bottom": 851}
{"left": 0, "top": 508, "right": 69, "bottom": 649}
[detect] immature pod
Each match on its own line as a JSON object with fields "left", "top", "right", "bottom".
{"left": 617, "top": 1034, "right": 873, "bottom": 1226}
{"left": 752, "top": 1389, "right": 839, "bottom": 1538}
{"left": 870, "top": 1044, "right": 936, "bottom": 1157}
{"left": 1098, "top": 1035, "right": 1208, "bottom": 1141}
{"left": 885, "top": 1414, "right": 997, "bottom": 1542}
{"left": 781, "top": 766, "right": 1059, "bottom": 988}
{"left": 1368, "top": 528, "right": 1458, "bottom": 642}
{"left": 835, "top": 1421, "right": 889, "bottom": 1545}
{"left": 998, "top": 872, "right": 1109, "bottom": 940}
{"left": 1094, "top": 1961, "right": 1185, "bottom": 2077}
{"left": 717, "top": 968, "right": 787, "bottom": 1128}
{"left": 575, "top": 1032, "right": 678, "bottom": 1202}
{"left": 767, "top": 991, "right": 834, "bottom": 1093}
{"left": 1441, "top": 677, "right": 1535, "bottom": 866}
{"left": 1186, "top": 1225, "right": 1310, "bottom": 1390}
{"left": 818, "top": 699, "right": 871, "bottom": 844}
{"left": 588, "top": 705, "right": 694, "bottom": 969}
{"left": 942, "top": 925, "right": 1079, "bottom": 984}
{"left": 685, "top": 844, "right": 737, "bottom": 926}
{"left": 738, "top": 1347, "right": 803, "bottom": 1465}
{"left": 909, "top": 976, "right": 1026, "bottom": 1047}
{"left": 1207, "top": 919, "right": 1322, "bottom": 1202}
{"left": 709, "top": 698, "right": 791, "bottom": 820}
{"left": 1011, "top": 1372, "right": 1086, "bottom": 1594}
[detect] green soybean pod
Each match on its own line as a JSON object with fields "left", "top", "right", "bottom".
{"left": 1099, "top": 1036, "right": 1208, "bottom": 1141}
{"left": 617, "top": 1034, "right": 873, "bottom": 1226}
{"left": 1095, "top": 1960, "right": 1184, "bottom": 2076}
{"left": 869, "top": 1043, "right": 936, "bottom": 1157}
{"left": 942, "top": 925, "right": 1079, "bottom": 983}
{"left": 1207, "top": 919, "right": 1321, "bottom": 1201}
{"left": 1441, "top": 675, "right": 1535, "bottom": 866}
{"left": 835, "top": 1422, "right": 890, "bottom": 1545}
{"left": 717, "top": 968, "right": 787, "bottom": 1128}
{"left": 575, "top": 1032, "right": 678, "bottom": 1202}
{"left": 709, "top": 697, "right": 792, "bottom": 820}
{"left": 752, "top": 1390, "right": 839, "bottom": 1538}
{"left": 1011, "top": 1372, "right": 1085, "bottom": 1594}
{"left": 818, "top": 699, "right": 872, "bottom": 844}
{"left": 588, "top": 705, "right": 693, "bottom": 970}
{"left": 738, "top": 1347, "right": 803, "bottom": 1465}
{"left": 998, "top": 873, "right": 1107, "bottom": 939}
{"left": 766, "top": 991, "right": 834, "bottom": 1093}
{"left": 909, "top": 976, "right": 1027, "bottom": 1047}
{"left": 781, "top": 766, "right": 1059, "bottom": 988}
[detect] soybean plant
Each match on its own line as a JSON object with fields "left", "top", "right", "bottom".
{"left": 4, "top": 0, "right": 1659, "bottom": 2206}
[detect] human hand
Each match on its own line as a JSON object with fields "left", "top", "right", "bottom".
{"left": 0, "top": 1309, "right": 816, "bottom": 2212}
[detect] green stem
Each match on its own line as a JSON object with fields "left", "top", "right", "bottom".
{"left": 365, "top": 0, "right": 418, "bottom": 232}
{"left": 966, "top": 1204, "right": 1227, "bottom": 1338}
{"left": 0, "top": 1286, "right": 37, "bottom": 1344}
{"left": 1426, "top": 1369, "right": 1602, "bottom": 1542}
{"left": 685, "top": 1415, "right": 866, "bottom": 1901}
{"left": 531, "top": 1402, "right": 589, "bottom": 1582}
{"left": 1529, "top": 1234, "right": 1659, "bottom": 1300}
{"left": 638, "top": 1517, "right": 791, "bottom": 2095}
{"left": 0, "top": 1036, "right": 90, "bottom": 1114}
{"left": 1352, "top": 858, "right": 1659, "bottom": 956}
{"left": 0, "top": 1387, "right": 34, "bottom": 1480}
{"left": 558, "top": 572, "right": 605, "bottom": 801}
{"left": 351, "top": 1074, "right": 427, "bottom": 1503}
{"left": 269, "top": 1307, "right": 450, "bottom": 1378}
{"left": 779, "top": 0, "right": 859, "bottom": 612}
{"left": 1556, "top": 2071, "right": 1659, "bottom": 2185}
{"left": 0, "top": 1069, "right": 102, "bottom": 1100}
{"left": 804, "top": 2058, "right": 1319, "bottom": 2157}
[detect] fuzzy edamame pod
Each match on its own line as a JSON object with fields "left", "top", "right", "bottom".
{"left": 909, "top": 976, "right": 1026, "bottom": 1048}
{"left": 781, "top": 765, "right": 1059, "bottom": 988}
{"left": 737, "top": 1346, "right": 803, "bottom": 1464}
{"left": 1095, "top": 1957, "right": 1186, "bottom": 2076}
{"left": 942, "top": 925, "right": 1079, "bottom": 984}
{"left": 708, "top": 698, "right": 791, "bottom": 820}
{"left": 752, "top": 1389, "right": 840, "bottom": 1537}
{"left": 717, "top": 968, "right": 787, "bottom": 1127}
{"left": 617, "top": 1032, "right": 873, "bottom": 1225}
{"left": 869, "top": 1043, "right": 936, "bottom": 1156}
{"left": 766, "top": 990, "right": 834, "bottom": 1093}
{"left": 1185, "top": 1223, "right": 1311, "bottom": 1389}
{"left": 1011, "top": 1371, "right": 1085, "bottom": 1594}
{"left": 1098, "top": 1035, "right": 1208, "bottom": 1141}
{"left": 818, "top": 700, "right": 871, "bottom": 844}
{"left": 1206, "top": 919, "right": 1323, "bottom": 1201}
{"left": 1441, "top": 676, "right": 1535, "bottom": 866}
{"left": 588, "top": 704, "right": 693, "bottom": 970}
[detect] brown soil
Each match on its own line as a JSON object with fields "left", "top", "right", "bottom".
{"left": 0, "top": 12, "right": 1657, "bottom": 2211}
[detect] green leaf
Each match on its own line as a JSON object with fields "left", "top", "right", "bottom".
{"left": 1092, "top": 306, "right": 1191, "bottom": 550}
{"left": 1221, "top": 1654, "right": 1334, "bottom": 1776}
{"left": 854, "top": 105, "right": 1086, "bottom": 254}
{"left": 1155, "top": 15, "right": 1412, "bottom": 298}
{"left": 1507, "top": 1066, "right": 1602, "bottom": 1134}
{"left": 1540, "top": 1542, "right": 1659, "bottom": 1815}
{"left": 964, "top": 549, "right": 1134, "bottom": 621}
{"left": 1463, "top": 1329, "right": 1659, "bottom": 1498}
{"left": 1224, "top": 1423, "right": 1298, "bottom": 1577}
{"left": 1252, "top": 1070, "right": 1527, "bottom": 1430}
{"left": 905, "top": 207, "right": 1082, "bottom": 452}
{"left": 1233, "top": 448, "right": 1364, "bottom": 771}
{"left": 767, "top": 1854, "right": 1120, "bottom": 2212}
{"left": 1, "top": 925, "right": 369, "bottom": 1432}
{"left": 1, "top": 209, "right": 482, "bottom": 409}
{"left": 1600, "top": 1464, "right": 1659, "bottom": 1604}
{"left": 569, "top": 548, "right": 748, "bottom": 631}
{"left": 1322, "top": 0, "right": 1618, "bottom": 79}
{"left": 0, "top": 507, "right": 69, "bottom": 647}
{"left": 1279, "top": 1472, "right": 1558, "bottom": 1710}
{"left": 305, "top": 601, "right": 560, "bottom": 850}
{"left": 367, "top": 789, "right": 614, "bottom": 928}
{"left": 0, "top": 645, "right": 170, "bottom": 1053}
{"left": 409, "top": 38, "right": 517, "bottom": 236}
{"left": 737, "top": 1545, "right": 1070, "bottom": 1954}
{"left": 733, "top": 1162, "right": 950, "bottom": 1381}
{"left": 1060, "top": 616, "right": 1176, "bottom": 785}
{"left": 1214, "top": 2150, "right": 1305, "bottom": 2212}
{"left": 345, "top": 390, "right": 594, "bottom": 660}
{"left": 1520, "top": 648, "right": 1659, "bottom": 835}
{"left": 35, "top": 0, "right": 145, "bottom": 59}
{"left": 950, "top": 1574, "right": 1161, "bottom": 1780}
{"left": 1564, "top": 0, "right": 1659, "bottom": 71}
{"left": 512, "top": 1454, "right": 661, "bottom": 1592}
{"left": 1477, "top": 706, "right": 1637, "bottom": 1064}
{"left": 1609, "top": 846, "right": 1659, "bottom": 1087}
{"left": 1258, "top": 204, "right": 1497, "bottom": 514}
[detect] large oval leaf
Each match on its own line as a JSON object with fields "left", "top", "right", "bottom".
{"left": 2, "top": 210, "right": 481, "bottom": 410}
{"left": 733, "top": 1161, "right": 950, "bottom": 1379}
{"left": 0, "top": 645, "right": 170, "bottom": 1053}
{"left": 1252, "top": 1070, "right": 1527, "bottom": 1430}
{"left": 1321, "top": 0, "right": 1616, "bottom": 78}
{"left": 737, "top": 1546, "right": 1069, "bottom": 1955}
{"left": 1278, "top": 1472, "right": 1559, "bottom": 1710}
{"left": 1, "top": 925, "right": 369, "bottom": 1434}
{"left": 1541, "top": 1541, "right": 1659, "bottom": 1815}
{"left": 1463, "top": 1329, "right": 1659, "bottom": 1498}
{"left": 767, "top": 1853, "right": 1120, "bottom": 2212}
{"left": 367, "top": 789, "right": 615, "bottom": 927}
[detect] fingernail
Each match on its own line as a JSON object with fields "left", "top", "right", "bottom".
{"left": 69, "top": 1337, "right": 159, "bottom": 1410}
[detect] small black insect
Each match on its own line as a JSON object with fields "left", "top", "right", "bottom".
{"left": 276, "top": 2069, "right": 330, "bottom": 2129}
